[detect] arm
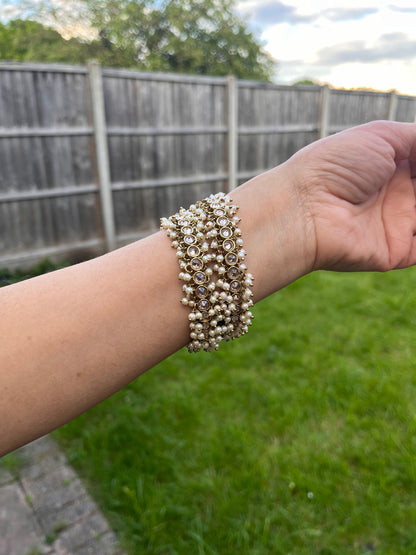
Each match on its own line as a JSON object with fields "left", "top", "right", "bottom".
{"left": 1, "top": 120, "right": 416, "bottom": 455}
{"left": 0, "top": 167, "right": 308, "bottom": 455}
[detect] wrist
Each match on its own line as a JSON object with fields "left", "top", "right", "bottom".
{"left": 230, "top": 163, "right": 316, "bottom": 302}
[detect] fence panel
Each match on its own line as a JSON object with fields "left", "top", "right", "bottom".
{"left": 0, "top": 64, "right": 102, "bottom": 266}
{"left": 328, "top": 89, "right": 392, "bottom": 132}
{"left": 0, "top": 62, "right": 415, "bottom": 269}
{"left": 396, "top": 95, "right": 416, "bottom": 122}
{"left": 102, "top": 70, "right": 229, "bottom": 242}
{"left": 237, "top": 83, "right": 322, "bottom": 183}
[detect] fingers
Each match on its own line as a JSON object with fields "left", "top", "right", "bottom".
{"left": 363, "top": 121, "right": 416, "bottom": 162}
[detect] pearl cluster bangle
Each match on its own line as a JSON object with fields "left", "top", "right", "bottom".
{"left": 161, "top": 192, "right": 254, "bottom": 352}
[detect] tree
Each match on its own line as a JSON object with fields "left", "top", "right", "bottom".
{"left": 293, "top": 79, "right": 320, "bottom": 86}
{"left": 0, "top": 19, "right": 114, "bottom": 64}
{"left": 19, "top": 0, "right": 276, "bottom": 80}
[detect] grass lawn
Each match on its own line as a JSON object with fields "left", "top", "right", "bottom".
{"left": 3, "top": 263, "right": 416, "bottom": 553}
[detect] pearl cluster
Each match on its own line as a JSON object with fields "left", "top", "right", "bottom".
{"left": 161, "top": 192, "right": 254, "bottom": 352}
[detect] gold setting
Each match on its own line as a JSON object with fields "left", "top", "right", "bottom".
{"left": 161, "top": 192, "right": 254, "bottom": 353}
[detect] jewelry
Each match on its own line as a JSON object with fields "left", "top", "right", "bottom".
{"left": 161, "top": 192, "right": 254, "bottom": 352}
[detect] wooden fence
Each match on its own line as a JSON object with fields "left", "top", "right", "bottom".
{"left": 1, "top": 61, "right": 415, "bottom": 269}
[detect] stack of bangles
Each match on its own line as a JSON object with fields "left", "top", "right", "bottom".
{"left": 161, "top": 192, "right": 254, "bottom": 352}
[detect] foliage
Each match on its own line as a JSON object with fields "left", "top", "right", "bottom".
{"left": 80, "top": 0, "right": 275, "bottom": 79}
{"left": 0, "top": 19, "right": 113, "bottom": 64}
{"left": 0, "top": 259, "right": 66, "bottom": 286}
{"left": 293, "top": 78, "right": 320, "bottom": 86}
{"left": 55, "top": 267, "right": 416, "bottom": 554}
{"left": 4, "top": 0, "right": 276, "bottom": 80}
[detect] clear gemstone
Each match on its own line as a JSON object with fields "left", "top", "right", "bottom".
{"left": 198, "top": 300, "right": 210, "bottom": 311}
{"left": 225, "top": 253, "right": 237, "bottom": 265}
{"left": 191, "top": 258, "right": 203, "bottom": 270}
{"left": 217, "top": 217, "right": 229, "bottom": 227}
{"left": 183, "top": 227, "right": 193, "bottom": 235}
{"left": 214, "top": 209, "right": 225, "bottom": 216}
{"left": 194, "top": 272, "right": 207, "bottom": 284}
{"left": 187, "top": 246, "right": 200, "bottom": 257}
{"left": 230, "top": 281, "right": 241, "bottom": 291}
{"left": 228, "top": 267, "right": 239, "bottom": 279}
{"left": 223, "top": 240, "right": 234, "bottom": 251}
{"left": 220, "top": 227, "right": 232, "bottom": 238}
{"left": 184, "top": 235, "right": 196, "bottom": 244}
{"left": 196, "top": 286, "right": 208, "bottom": 298}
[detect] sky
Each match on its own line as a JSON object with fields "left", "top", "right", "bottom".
{"left": 1, "top": 0, "right": 416, "bottom": 95}
{"left": 236, "top": 0, "right": 416, "bottom": 95}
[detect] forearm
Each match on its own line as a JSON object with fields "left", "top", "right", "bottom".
{"left": 0, "top": 164, "right": 312, "bottom": 455}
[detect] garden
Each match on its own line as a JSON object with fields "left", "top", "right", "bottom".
{"left": 3, "top": 262, "right": 416, "bottom": 553}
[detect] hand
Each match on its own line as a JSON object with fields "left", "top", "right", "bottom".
{"left": 289, "top": 121, "right": 416, "bottom": 272}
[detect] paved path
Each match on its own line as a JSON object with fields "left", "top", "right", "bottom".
{"left": 0, "top": 436, "right": 124, "bottom": 555}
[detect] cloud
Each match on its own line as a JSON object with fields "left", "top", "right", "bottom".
{"left": 388, "top": 5, "right": 416, "bottom": 14}
{"left": 321, "top": 7, "right": 378, "bottom": 22}
{"left": 238, "top": 1, "right": 379, "bottom": 26}
{"left": 317, "top": 32, "right": 416, "bottom": 65}
{"left": 243, "top": 1, "right": 312, "bottom": 25}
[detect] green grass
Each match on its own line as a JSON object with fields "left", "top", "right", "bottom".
{"left": 4, "top": 262, "right": 416, "bottom": 553}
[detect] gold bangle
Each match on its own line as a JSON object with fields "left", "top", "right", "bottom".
{"left": 161, "top": 192, "right": 254, "bottom": 352}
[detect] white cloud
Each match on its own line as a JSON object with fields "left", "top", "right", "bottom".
{"left": 245, "top": 1, "right": 416, "bottom": 94}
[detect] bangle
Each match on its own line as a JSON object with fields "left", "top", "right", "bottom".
{"left": 161, "top": 192, "right": 254, "bottom": 352}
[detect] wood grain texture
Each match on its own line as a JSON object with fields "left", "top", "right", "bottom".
{"left": 0, "top": 63, "right": 415, "bottom": 269}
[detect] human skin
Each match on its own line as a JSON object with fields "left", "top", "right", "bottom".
{"left": 1, "top": 121, "right": 416, "bottom": 456}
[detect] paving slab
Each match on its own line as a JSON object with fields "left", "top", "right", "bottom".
{"left": 0, "top": 435, "right": 124, "bottom": 555}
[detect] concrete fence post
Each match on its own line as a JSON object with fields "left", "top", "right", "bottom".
{"left": 227, "top": 75, "right": 238, "bottom": 192}
{"left": 387, "top": 90, "right": 398, "bottom": 121}
{"left": 319, "top": 85, "right": 330, "bottom": 138}
{"left": 88, "top": 61, "right": 117, "bottom": 252}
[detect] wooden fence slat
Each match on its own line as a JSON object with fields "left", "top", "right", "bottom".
{"left": 0, "top": 61, "right": 415, "bottom": 269}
